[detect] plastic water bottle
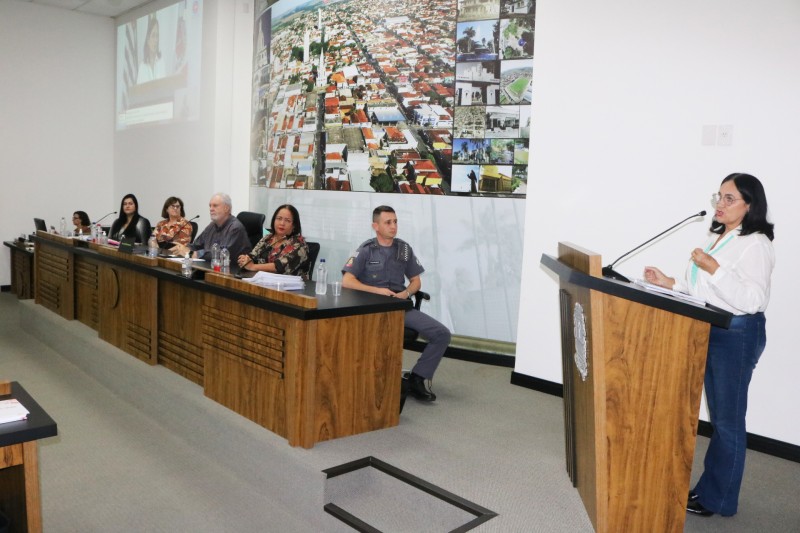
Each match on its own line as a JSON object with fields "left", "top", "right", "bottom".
{"left": 182, "top": 253, "right": 193, "bottom": 278}
{"left": 221, "top": 247, "right": 230, "bottom": 274}
{"left": 95, "top": 223, "right": 102, "bottom": 243}
{"left": 100, "top": 230, "right": 107, "bottom": 245}
{"left": 147, "top": 231, "right": 159, "bottom": 258}
{"left": 315, "top": 259, "right": 328, "bottom": 295}
{"left": 211, "top": 243, "right": 221, "bottom": 272}
{"left": 59, "top": 217, "right": 66, "bottom": 236}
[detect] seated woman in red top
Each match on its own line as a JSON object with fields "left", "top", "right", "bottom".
{"left": 154, "top": 196, "right": 193, "bottom": 247}
{"left": 236, "top": 204, "right": 310, "bottom": 279}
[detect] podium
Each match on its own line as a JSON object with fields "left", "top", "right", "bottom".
{"left": 540, "top": 243, "right": 731, "bottom": 533}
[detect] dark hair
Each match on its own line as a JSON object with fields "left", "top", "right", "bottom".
{"left": 116, "top": 193, "right": 141, "bottom": 227}
{"left": 711, "top": 173, "right": 774, "bottom": 241}
{"left": 161, "top": 196, "right": 185, "bottom": 219}
{"left": 143, "top": 15, "right": 161, "bottom": 64}
{"left": 270, "top": 204, "right": 302, "bottom": 236}
{"left": 73, "top": 211, "right": 90, "bottom": 227}
{"left": 372, "top": 205, "right": 395, "bottom": 222}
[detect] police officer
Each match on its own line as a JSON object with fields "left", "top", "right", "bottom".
{"left": 342, "top": 205, "right": 450, "bottom": 402}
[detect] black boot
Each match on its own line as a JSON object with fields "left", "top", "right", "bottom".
{"left": 408, "top": 373, "right": 436, "bottom": 402}
{"left": 400, "top": 374, "right": 410, "bottom": 413}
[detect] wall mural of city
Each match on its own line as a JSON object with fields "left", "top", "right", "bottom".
{"left": 251, "top": 0, "right": 535, "bottom": 196}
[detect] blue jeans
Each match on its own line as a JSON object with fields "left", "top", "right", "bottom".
{"left": 694, "top": 312, "right": 766, "bottom": 516}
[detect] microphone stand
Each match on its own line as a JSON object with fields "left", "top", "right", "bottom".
{"left": 602, "top": 210, "right": 707, "bottom": 283}
{"left": 93, "top": 211, "right": 117, "bottom": 226}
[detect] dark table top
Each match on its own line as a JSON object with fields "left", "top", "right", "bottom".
{"left": 0, "top": 382, "right": 58, "bottom": 448}
{"left": 3, "top": 239, "right": 35, "bottom": 255}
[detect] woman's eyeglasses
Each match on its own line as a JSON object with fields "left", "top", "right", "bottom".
{"left": 710, "top": 193, "right": 742, "bottom": 207}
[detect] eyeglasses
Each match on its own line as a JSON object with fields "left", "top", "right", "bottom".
{"left": 711, "top": 193, "right": 742, "bottom": 207}
{"left": 169, "top": 204, "right": 182, "bottom": 209}
{"left": 275, "top": 216, "right": 293, "bottom": 224}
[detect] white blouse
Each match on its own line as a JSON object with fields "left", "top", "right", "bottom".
{"left": 673, "top": 227, "right": 775, "bottom": 315}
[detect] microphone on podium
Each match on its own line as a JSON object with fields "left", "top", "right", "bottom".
{"left": 602, "top": 210, "right": 707, "bottom": 283}
{"left": 93, "top": 211, "right": 117, "bottom": 225}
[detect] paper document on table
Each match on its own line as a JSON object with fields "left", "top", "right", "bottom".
{"left": 0, "top": 399, "right": 29, "bottom": 424}
{"left": 243, "top": 271, "right": 305, "bottom": 290}
{"left": 633, "top": 279, "right": 706, "bottom": 306}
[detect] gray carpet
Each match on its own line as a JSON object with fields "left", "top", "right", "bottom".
{"left": 1, "top": 293, "right": 798, "bottom": 532}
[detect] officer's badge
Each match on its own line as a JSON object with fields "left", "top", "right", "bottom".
{"left": 345, "top": 257, "right": 354, "bottom": 267}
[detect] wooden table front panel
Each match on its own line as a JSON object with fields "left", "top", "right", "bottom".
{"left": 158, "top": 280, "right": 204, "bottom": 385}
{"left": 98, "top": 264, "right": 158, "bottom": 364}
{"left": 74, "top": 255, "right": 101, "bottom": 330}
{"left": 202, "top": 292, "right": 404, "bottom": 448}
{"left": 34, "top": 241, "right": 73, "bottom": 319}
{"left": 10, "top": 247, "right": 34, "bottom": 300}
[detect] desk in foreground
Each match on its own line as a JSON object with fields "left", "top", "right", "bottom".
{"left": 0, "top": 382, "right": 58, "bottom": 533}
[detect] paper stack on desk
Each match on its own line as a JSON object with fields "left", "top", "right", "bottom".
{"left": 243, "top": 272, "right": 305, "bottom": 291}
{"left": 0, "top": 399, "right": 29, "bottom": 424}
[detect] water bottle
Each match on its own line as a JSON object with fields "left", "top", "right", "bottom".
{"left": 209, "top": 243, "right": 219, "bottom": 271}
{"left": 59, "top": 217, "right": 66, "bottom": 236}
{"left": 100, "top": 230, "right": 107, "bottom": 245}
{"left": 181, "top": 253, "right": 193, "bottom": 278}
{"left": 95, "top": 223, "right": 102, "bottom": 243}
{"left": 315, "top": 259, "right": 328, "bottom": 295}
{"left": 147, "top": 231, "right": 159, "bottom": 258}
{"left": 221, "top": 247, "right": 230, "bottom": 274}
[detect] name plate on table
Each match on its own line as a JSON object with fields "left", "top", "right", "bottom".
{"left": 118, "top": 237, "right": 136, "bottom": 254}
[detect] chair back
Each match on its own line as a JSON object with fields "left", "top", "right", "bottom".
{"left": 305, "top": 241, "right": 321, "bottom": 281}
{"left": 190, "top": 221, "right": 198, "bottom": 241}
{"left": 236, "top": 211, "right": 266, "bottom": 248}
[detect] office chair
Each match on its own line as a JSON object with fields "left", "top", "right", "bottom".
{"left": 305, "top": 241, "right": 321, "bottom": 281}
{"left": 190, "top": 221, "right": 198, "bottom": 241}
{"left": 400, "top": 290, "right": 430, "bottom": 414}
{"left": 404, "top": 290, "right": 430, "bottom": 347}
{"left": 236, "top": 211, "right": 266, "bottom": 249}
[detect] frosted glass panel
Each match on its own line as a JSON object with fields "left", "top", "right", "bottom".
{"left": 251, "top": 189, "right": 524, "bottom": 342}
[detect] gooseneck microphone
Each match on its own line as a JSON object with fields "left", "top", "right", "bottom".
{"left": 165, "top": 215, "right": 199, "bottom": 244}
{"left": 93, "top": 211, "right": 117, "bottom": 225}
{"left": 602, "top": 210, "right": 707, "bottom": 283}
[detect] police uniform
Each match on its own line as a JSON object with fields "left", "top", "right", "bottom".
{"left": 343, "top": 238, "right": 450, "bottom": 380}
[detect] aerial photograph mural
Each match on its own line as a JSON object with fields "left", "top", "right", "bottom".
{"left": 250, "top": 0, "right": 535, "bottom": 196}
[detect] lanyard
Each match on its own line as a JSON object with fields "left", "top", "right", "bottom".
{"left": 690, "top": 233, "right": 735, "bottom": 286}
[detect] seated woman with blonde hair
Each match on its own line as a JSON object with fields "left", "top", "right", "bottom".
{"left": 237, "top": 204, "right": 309, "bottom": 279}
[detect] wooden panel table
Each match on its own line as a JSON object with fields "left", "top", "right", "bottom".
{"left": 3, "top": 241, "right": 35, "bottom": 300}
{"left": 33, "top": 232, "right": 74, "bottom": 319}
{"left": 31, "top": 236, "right": 411, "bottom": 448}
{"left": 0, "top": 381, "right": 58, "bottom": 533}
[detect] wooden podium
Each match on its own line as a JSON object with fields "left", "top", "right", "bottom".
{"left": 540, "top": 243, "right": 731, "bottom": 533}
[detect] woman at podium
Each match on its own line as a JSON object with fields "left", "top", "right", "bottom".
{"left": 644, "top": 173, "right": 775, "bottom": 518}
{"left": 236, "top": 204, "right": 310, "bottom": 279}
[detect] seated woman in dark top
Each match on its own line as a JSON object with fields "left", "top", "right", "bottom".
{"left": 236, "top": 204, "right": 310, "bottom": 279}
{"left": 154, "top": 196, "right": 192, "bottom": 247}
{"left": 72, "top": 211, "right": 91, "bottom": 235}
{"left": 109, "top": 194, "right": 151, "bottom": 243}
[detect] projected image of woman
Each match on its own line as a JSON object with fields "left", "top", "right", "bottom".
{"left": 137, "top": 14, "right": 165, "bottom": 84}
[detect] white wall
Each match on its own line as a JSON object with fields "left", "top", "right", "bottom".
{"left": 516, "top": 0, "right": 800, "bottom": 445}
{"left": 113, "top": 0, "right": 253, "bottom": 229}
{"left": 0, "top": 1, "right": 114, "bottom": 285}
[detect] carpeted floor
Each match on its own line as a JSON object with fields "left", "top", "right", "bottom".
{"left": 1, "top": 293, "right": 798, "bottom": 532}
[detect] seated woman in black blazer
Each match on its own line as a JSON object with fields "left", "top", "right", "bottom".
{"left": 109, "top": 194, "right": 151, "bottom": 243}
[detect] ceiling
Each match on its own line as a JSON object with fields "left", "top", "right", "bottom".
{"left": 20, "top": 0, "right": 156, "bottom": 18}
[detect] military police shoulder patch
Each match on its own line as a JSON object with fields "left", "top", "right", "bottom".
{"left": 345, "top": 256, "right": 354, "bottom": 267}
